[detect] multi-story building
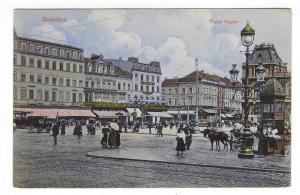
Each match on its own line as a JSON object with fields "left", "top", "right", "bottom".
{"left": 13, "top": 30, "right": 85, "bottom": 107}
{"left": 84, "top": 54, "right": 132, "bottom": 103}
{"left": 242, "top": 43, "right": 291, "bottom": 124}
{"left": 162, "top": 69, "right": 242, "bottom": 121}
{"left": 105, "top": 57, "right": 162, "bottom": 103}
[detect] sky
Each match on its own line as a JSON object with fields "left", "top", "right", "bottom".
{"left": 14, "top": 9, "right": 291, "bottom": 79}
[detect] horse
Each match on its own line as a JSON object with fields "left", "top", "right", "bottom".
{"left": 202, "top": 128, "right": 229, "bottom": 151}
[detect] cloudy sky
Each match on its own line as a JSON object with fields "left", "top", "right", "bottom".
{"left": 14, "top": 9, "right": 291, "bottom": 78}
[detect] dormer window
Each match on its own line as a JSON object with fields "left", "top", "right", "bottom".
{"left": 21, "top": 43, "right": 26, "bottom": 51}
{"left": 30, "top": 45, "right": 35, "bottom": 52}
{"left": 73, "top": 52, "right": 77, "bottom": 59}
{"left": 52, "top": 48, "right": 57, "bottom": 56}
{"left": 60, "top": 49, "right": 65, "bottom": 57}
{"left": 45, "top": 47, "right": 50, "bottom": 55}
{"left": 37, "top": 46, "right": 43, "bottom": 54}
{"left": 66, "top": 51, "right": 71, "bottom": 58}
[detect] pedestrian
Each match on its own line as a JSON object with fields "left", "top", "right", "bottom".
{"left": 115, "top": 130, "right": 121, "bottom": 148}
{"left": 73, "top": 123, "right": 78, "bottom": 135}
{"left": 185, "top": 129, "right": 192, "bottom": 150}
{"left": 176, "top": 129, "right": 186, "bottom": 156}
{"left": 51, "top": 122, "right": 59, "bottom": 145}
{"left": 108, "top": 127, "right": 116, "bottom": 148}
{"left": 155, "top": 123, "right": 160, "bottom": 137}
{"left": 77, "top": 122, "right": 83, "bottom": 138}
{"left": 134, "top": 122, "right": 140, "bottom": 132}
{"left": 148, "top": 123, "right": 152, "bottom": 134}
{"left": 61, "top": 121, "right": 66, "bottom": 135}
{"left": 101, "top": 130, "right": 108, "bottom": 148}
{"left": 157, "top": 123, "right": 163, "bottom": 137}
{"left": 124, "top": 122, "right": 128, "bottom": 133}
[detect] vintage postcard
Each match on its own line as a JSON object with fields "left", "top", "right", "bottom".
{"left": 12, "top": 9, "right": 291, "bottom": 188}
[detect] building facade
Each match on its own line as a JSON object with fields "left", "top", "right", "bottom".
{"left": 84, "top": 54, "right": 132, "bottom": 103}
{"left": 162, "top": 70, "right": 242, "bottom": 121}
{"left": 13, "top": 31, "right": 85, "bottom": 107}
{"left": 106, "top": 57, "right": 163, "bottom": 103}
{"left": 242, "top": 43, "right": 291, "bottom": 124}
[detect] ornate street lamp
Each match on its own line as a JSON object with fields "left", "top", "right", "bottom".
{"left": 238, "top": 22, "right": 255, "bottom": 159}
{"left": 256, "top": 63, "right": 266, "bottom": 82}
{"left": 229, "top": 64, "right": 239, "bottom": 82}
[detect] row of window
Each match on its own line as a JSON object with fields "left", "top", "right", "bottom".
{"left": 14, "top": 87, "right": 83, "bottom": 103}
{"left": 133, "top": 63, "right": 161, "bottom": 73}
{"left": 166, "top": 96, "right": 218, "bottom": 107}
{"left": 93, "top": 92, "right": 126, "bottom": 101}
{"left": 14, "top": 73, "right": 84, "bottom": 88}
{"left": 16, "top": 41, "right": 83, "bottom": 60}
{"left": 85, "top": 80, "right": 131, "bottom": 91}
{"left": 163, "top": 86, "right": 219, "bottom": 95}
{"left": 133, "top": 95, "right": 160, "bottom": 101}
{"left": 263, "top": 103, "right": 285, "bottom": 113}
{"left": 134, "top": 84, "right": 160, "bottom": 93}
{"left": 224, "top": 101, "right": 240, "bottom": 108}
{"left": 135, "top": 73, "right": 160, "bottom": 83}
{"left": 14, "top": 55, "right": 84, "bottom": 73}
{"left": 86, "top": 92, "right": 130, "bottom": 103}
{"left": 86, "top": 64, "right": 114, "bottom": 74}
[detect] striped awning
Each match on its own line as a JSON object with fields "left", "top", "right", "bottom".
{"left": 13, "top": 108, "right": 95, "bottom": 119}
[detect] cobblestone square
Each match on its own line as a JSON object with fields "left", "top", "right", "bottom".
{"left": 13, "top": 128, "right": 290, "bottom": 188}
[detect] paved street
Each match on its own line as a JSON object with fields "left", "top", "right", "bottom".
{"left": 14, "top": 128, "right": 290, "bottom": 188}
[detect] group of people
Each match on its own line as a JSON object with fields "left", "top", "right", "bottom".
{"left": 175, "top": 126, "right": 193, "bottom": 156}
{"left": 49, "top": 118, "right": 195, "bottom": 155}
{"left": 100, "top": 125, "right": 121, "bottom": 148}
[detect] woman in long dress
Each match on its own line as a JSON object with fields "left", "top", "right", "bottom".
{"left": 108, "top": 128, "right": 116, "bottom": 148}
{"left": 176, "top": 129, "right": 186, "bottom": 156}
{"left": 101, "top": 131, "right": 108, "bottom": 148}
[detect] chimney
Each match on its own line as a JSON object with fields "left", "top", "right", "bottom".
{"left": 91, "top": 54, "right": 99, "bottom": 60}
{"left": 128, "top": 57, "right": 139, "bottom": 63}
{"left": 150, "top": 61, "right": 160, "bottom": 66}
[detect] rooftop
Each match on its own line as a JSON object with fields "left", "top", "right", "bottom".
{"left": 14, "top": 30, "right": 83, "bottom": 51}
{"left": 163, "top": 71, "right": 242, "bottom": 88}
{"left": 248, "top": 43, "right": 285, "bottom": 66}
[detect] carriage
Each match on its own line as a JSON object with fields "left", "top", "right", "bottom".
{"left": 26, "top": 117, "right": 52, "bottom": 133}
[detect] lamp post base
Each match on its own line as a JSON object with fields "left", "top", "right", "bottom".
{"left": 238, "top": 153, "right": 254, "bottom": 159}
{"left": 238, "top": 127, "right": 255, "bottom": 159}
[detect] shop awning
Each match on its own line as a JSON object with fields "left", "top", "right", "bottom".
{"left": 201, "top": 109, "right": 217, "bottom": 114}
{"left": 116, "top": 111, "right": 129, "bottom": 116}
{"left": 147, "top": 112, "right": 173, "bottom": 118}
{"left": 13, "top": 108, "right": 95, "bottom": 119}
{"left": 167, "top": 110, "right": 195, "bottom": 115}
{"left": 13, "top": 108, "right": 33, "bottom": 114}
{"left": 94, "top": 111, "right": 119, "bottom": 119}
{"left": 225, "top": 114, "right": 234, "bottom": 118}
{"left": 126, "top": 108, "right": 142, "bottom": 117}
{"left": 221, "top": 114, "right": 227, "bottom": 118}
